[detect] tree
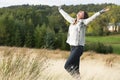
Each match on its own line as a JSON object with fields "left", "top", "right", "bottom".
{"left": 14, "top": 29, "right": 22, "bottom": 47}
{"left": 55, "top": 32, "right": 70, "bottom": 50}
{"left": 0, "top": 4, "right": 119, "bottom": 50}
{"left": 34, "top": 24, "right": 47, "bottom": 48}
{"left": 0, "top": 16, "right": 7, "bottom": 45}
{"left": 44, "top": 27, "right": 55, "bottom": 49}
{"left": 25, "top": 31, "right": 34, "bottom": 48}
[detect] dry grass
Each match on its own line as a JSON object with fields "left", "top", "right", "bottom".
{"left": 0, "top": 46, "right": 120, "bottom": 80}
{"left": 0, "top": 46, "right": 48, "bottom": 80}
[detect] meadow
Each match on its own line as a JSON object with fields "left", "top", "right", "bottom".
{"left": 0, "top": 46, "right": 120, "bottom": 80}
{"left": 86, "top": 34, "right": 120, "bottom": 54}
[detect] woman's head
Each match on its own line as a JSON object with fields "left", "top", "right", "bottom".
{"left": 77, "top": 11, "right": 88, "bottom": 19}
{"left": 73, "top": 11, "right": 89, "bottom": 25}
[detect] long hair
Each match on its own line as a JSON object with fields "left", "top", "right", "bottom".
{"left": 73, "top": 11, "right": 89, "bottom": 25}
{"left": 84, "top": 11, "right": 89, "bottom": 19}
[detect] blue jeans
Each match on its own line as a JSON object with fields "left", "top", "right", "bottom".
{"left": 64, "top": 46, "right": 83, "bottom": 77}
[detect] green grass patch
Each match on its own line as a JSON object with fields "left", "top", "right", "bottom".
{"left": 112, "top": 44, "right": 120, "bottom": 55}
{"left": 86, "top": 34, "right": 120, "bottom": 54}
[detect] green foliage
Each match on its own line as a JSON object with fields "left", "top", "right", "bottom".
{"left": 25, "top": 31, "right": 34, "bottom": 48}
{"left": 0, "top": 16, "right": 7, "bottom": 45}
{"left": 44, "top": 27, "right": 55, "bottom": 49}
{"left": 0, "top": 4, "right": 119, "bottom": 51}
{"left": 86, "top": 35, "right": 120, "bottom": 54}
{"left": 34, "top": 24, "right": 47, "bottom": 48}
{"left": 14, "top": 29, "right": 22, "bottom": 47}
{"left": 84, "top": 42, "right": 113, "bottom": 53}
{"left": 55, "top": 32, "right": 70, "bottom": 50}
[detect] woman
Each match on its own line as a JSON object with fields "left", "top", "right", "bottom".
{"left": 58, "top": 6, "right": 109, "bottom": 79}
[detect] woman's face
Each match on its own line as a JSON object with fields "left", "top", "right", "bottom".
{"left": 77, "top": 11, "right": 84, "bottom": 20}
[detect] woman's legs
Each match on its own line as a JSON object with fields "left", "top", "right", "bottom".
{"left": 64, "top": 46, "right": 83, "bottom": 79}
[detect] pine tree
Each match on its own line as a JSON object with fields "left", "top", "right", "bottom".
{"left": 34, "top": 24, "right": 46, "bottom": 48}
{"left": 25, "top": 31, "right": 34, "bottom": 48}
{"left": 44, "top": 27, "right": 55, "bottom": 49}
{"left": 14, "top": 29, "right": 22, "bottom": 47}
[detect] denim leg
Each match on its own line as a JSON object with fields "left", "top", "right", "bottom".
{"left": 64, "top": 46, "right": 83, "bottom": 77}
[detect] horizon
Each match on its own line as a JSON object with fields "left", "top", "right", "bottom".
{"left": 0, "top": 3, "right": 119, "bottom": 9}
{"left": 0, "top": 0, "right": 119, "bottom": 8}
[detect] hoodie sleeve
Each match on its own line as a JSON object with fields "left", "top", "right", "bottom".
{"left": 59, "top": 8, "right": 75, "bottom": 24}
{"left": 84, "top": 12, "right": 101, "bottom": 25}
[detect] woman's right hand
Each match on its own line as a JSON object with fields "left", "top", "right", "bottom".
{"left": 100, "top": 7, "right": 110, "bottom": 13}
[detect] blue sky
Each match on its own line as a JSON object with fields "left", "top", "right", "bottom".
{"left": 0, "top": 0, "right": 119, "bottom": 8}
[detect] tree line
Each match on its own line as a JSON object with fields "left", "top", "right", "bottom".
{"left": 0, "top": 4, "right": 120, "bottom": 50}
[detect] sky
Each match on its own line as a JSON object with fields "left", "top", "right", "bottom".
{"left": 0, "top": 0, "right": 119, "bottom": 8}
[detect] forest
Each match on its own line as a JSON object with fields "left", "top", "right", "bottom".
{"left": 0, "top": 3, "right": 120, "bottom": 52}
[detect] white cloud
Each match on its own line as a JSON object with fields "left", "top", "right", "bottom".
{"left": 0, "top": 0, "right": 119, "bottom": 8}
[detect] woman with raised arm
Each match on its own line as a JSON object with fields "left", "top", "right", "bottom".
{"left": 58, "top": 6, "right": 109, "bottom": 79}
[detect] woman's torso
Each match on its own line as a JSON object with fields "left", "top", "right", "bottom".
{"left": 66, "top": 20, "right": 86, "bottom": 46}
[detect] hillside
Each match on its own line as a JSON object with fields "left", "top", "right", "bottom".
{"left": 0, "top": 4, "right": 120, "bottom": 51}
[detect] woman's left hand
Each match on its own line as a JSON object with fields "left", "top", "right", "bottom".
{"left": 103, "top": 8, "right": 110, "bottom": 12}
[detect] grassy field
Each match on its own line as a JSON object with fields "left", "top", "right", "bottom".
{"left": 86, "top": 34, "right": 120, "bottom": 54}
{"left": 0, "top": 46, "right": 120, "bottom": 80}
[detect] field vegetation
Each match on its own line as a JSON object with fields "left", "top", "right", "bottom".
{"left": 0, "top": 46, "right": 120, "bottom": 80}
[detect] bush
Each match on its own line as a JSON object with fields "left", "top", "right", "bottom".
{"left": 55, "top": 32, "right": 70, "bottom": 51}
{"left": 84, "top": 42, "right": 113, "bottom": 54}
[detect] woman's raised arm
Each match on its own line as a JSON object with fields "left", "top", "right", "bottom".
{"left": 58, "top": 6, "right": 75, "bottom": 24}
{"left": 84, "top": 8, "right": 110, "bottom": 25}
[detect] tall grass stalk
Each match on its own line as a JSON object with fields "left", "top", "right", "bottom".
{"left": 0, "top": 53, "right": 47, "bottom": 80}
